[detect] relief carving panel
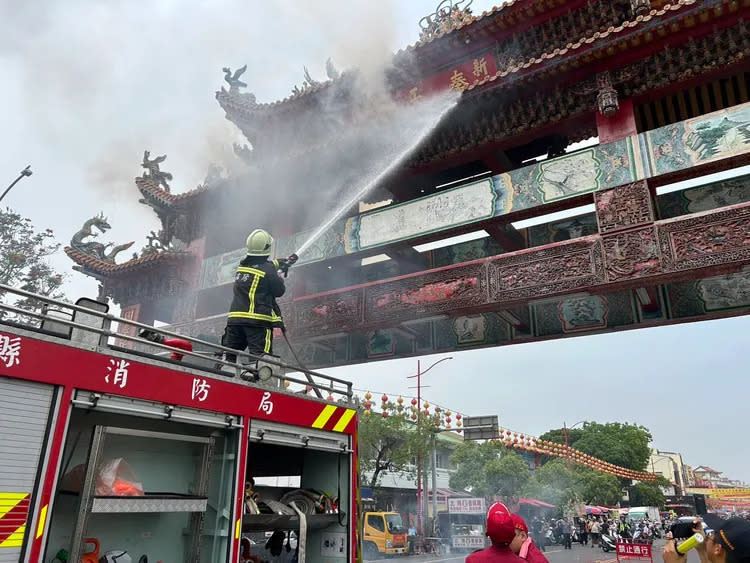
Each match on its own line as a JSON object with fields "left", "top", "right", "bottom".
{"left": 658, "top": 203, "right": 750, "bottom": 272}
{"left": 365, "top": 263, "right": 487, "bottom": 324}
{"left": 292, "top": 291, "right": 364, "bottom": 336}
{"left": 488, "top": 239, "right": 605, "bottom": 303}
{"left": 595, "top": 180, "right": 654, "bottom": 234}
{"left": 603, "top": 227, "right": 662, "bottom": 282}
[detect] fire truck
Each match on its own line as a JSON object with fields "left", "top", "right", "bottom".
{"left": 0, "top": 286, "right": 358, "bottom": 563}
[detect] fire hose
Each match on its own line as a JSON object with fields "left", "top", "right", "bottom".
{"left": 276, "top": 253, "right": 325, "bottom": 399}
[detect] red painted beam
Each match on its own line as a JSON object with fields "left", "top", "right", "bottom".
{"left": 288, "top": 201, "right": 750, "bottom": 337}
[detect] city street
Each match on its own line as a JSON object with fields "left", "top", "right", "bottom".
{"left": 366, "top": 540, "right": 689, "bottom": 563}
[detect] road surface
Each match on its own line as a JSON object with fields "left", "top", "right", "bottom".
{"left": 366, "top": 540, "right": 688, "bottom": 563}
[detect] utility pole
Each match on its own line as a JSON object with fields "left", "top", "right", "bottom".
{"left": 1, "top": 166, "right": 32, "bottom": 204}
{"left": 431, "top": 432, "right": 438, "bottom": 536}
{"left": 407, "top": 356, "right": 452, "bottom": 537}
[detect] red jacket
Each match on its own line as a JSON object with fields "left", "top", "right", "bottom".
{"left": 520, "top": 538, "right": 549, "bottom": 563}
{"left": 467, "top": 544, "right": 526, "bottom": 563}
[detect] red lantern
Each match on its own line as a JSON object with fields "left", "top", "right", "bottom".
{"left": 456, "top": 414, "right": 462, "bottom": 420}
{"left": 411, "top": 398, "right": 417, "bottom": 406}
{"left": 382, "top": 394, "right": 388, "bottom": 402}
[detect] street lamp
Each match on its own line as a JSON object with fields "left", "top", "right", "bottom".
{"left": 563, "top": 420, "right": 585, "bottom": 470}
{"left": 1, "top": 166, "right": 33, "bottom": 204}
{"left": 407, "top": 356, "right": 453, "bottom": 537}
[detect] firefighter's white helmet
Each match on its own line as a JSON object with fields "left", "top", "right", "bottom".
{"left": 246, "top": 229, "right": 273, "bottom": 256}
{"left": 99, "top": 551, "right": 132, "bottom": 563}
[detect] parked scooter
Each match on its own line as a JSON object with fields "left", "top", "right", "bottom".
{"left": 601, "top": 532, "right": 619, "bottom": 553}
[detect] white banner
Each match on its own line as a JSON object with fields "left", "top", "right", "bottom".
{"left": 448, "top": 497, "right": 486, "bottom": 514}
{"left": 453, "top": 536, "right": 486, "bottom": 549}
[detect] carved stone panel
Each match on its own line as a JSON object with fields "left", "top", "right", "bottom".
{"left": 595, "top": 180, "right": 654, "bottom": 234}
{"left": 488, "top": 239, "right": 605, "bottom": 303}
{"left": 292, "top": 290, "right": 364, "bottom": 336}
{"left": 365, "top": 263, "right": 487, "bottom": 324}
{"left": 658, "top": 203, "right": 750, "bottom": 272}
{"left": 602, "top": 226, "right": 662, "bottom": 282}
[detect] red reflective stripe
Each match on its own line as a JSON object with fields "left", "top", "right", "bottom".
{"left": 0, "top": 495, "right": 30, "bottom": 544}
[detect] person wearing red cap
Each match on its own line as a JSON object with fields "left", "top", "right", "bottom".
{"left": 467, "top": 502, "right": 526, "bottom": 563}
{"left": 510, "top": 514, "right": 550, "bottom": 563}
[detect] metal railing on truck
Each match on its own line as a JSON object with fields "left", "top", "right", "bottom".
{"left": 0, "top": 284, "right": 353, "bottom": 402}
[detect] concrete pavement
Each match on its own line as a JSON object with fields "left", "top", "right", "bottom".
{"left": 364, "top": 540, "right": 691, "bottom": 563}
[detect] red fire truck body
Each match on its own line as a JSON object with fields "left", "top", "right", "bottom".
{"left": 0, "top": 293, "right": 358, "bottom": 563}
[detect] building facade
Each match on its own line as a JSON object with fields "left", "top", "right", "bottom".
{"left": 66, "top": 0, "right": 750, "bottom": 369}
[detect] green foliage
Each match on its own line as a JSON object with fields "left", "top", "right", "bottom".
{"left": 450, "top": 441, "right": 531, "bottom": 499}
{"left": 575, "top": 470, "right": 624, "bottom": 506}
{"left": 628, "top": 477, "right": 670, "bottom": 508}
{"left": 0, "top": 209, "right": 65, "bottom": 310}
{"left": 485, "top": 452, "right": 531, "bottom": 499}
{"left": 358, "top": 410, "right": 414, "bottom": 490}
{"left": 538, "top": 428, "right": 584, "bottom": 446}
{"left": 522, "top": 460, "right": 578, "bottom": 507}
{"left": 357, "top": 400, "right": 445, "bottom": 490}
{"left": 540, "top": 422, "right": 653, "bottom": 471}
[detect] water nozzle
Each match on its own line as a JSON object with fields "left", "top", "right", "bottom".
{"left": 278, "top": 253, "right": 299, "bottom": 277}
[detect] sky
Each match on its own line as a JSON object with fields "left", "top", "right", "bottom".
{"left": 1, "top": 1, "right": 748, "bottom": 483}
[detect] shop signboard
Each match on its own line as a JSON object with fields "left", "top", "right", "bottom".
{"left": 448, "top": 497, "right": 486, "bottom": 514}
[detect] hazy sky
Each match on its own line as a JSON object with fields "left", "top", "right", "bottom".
{"left": 2, "top": 1, "right": 748, "bottom": 483}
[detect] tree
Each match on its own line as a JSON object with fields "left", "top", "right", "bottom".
{"left": 575, "top": 470, "right": 624, "bottom": 506}
{"left": 539, "top": 422, "right": 653, "bottom": 471}
{"left": 628, "top": 477, "right": 671, "bottom": 508}
{"left": 485, "top": 452, "right": 531, "bottom": 499}
{"left": 358, "top": 409, "right": 415, "bottom": 489}
{"left": 357, "top": 399, "right": 444, "bottom": 490}
{"left": 522, "top": 460, "right": 578, "bottom": 507}
{"left": 573, "top": 422, "right": 652, "bottom": 471}
{"left": 538, "top": 427, "right": 584, "bottom": 447}
{"left": 450, "top": 441, "right": 531, "bottom": 501}
{"left": 0, "top": 209, "right": 65, "bottom": 311}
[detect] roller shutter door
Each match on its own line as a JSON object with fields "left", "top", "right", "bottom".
{"left": 0, "top": 377, "right": 54, "bottom": 562}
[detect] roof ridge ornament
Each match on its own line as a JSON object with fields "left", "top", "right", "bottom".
{"left": 222, "top": 64, "right": 247, "bottom": 93}
{"left": 140, "top": 150, "right": 173, "bottom": 193}
{"left": 418, "top": 0, "right": 473, "bottom": 43}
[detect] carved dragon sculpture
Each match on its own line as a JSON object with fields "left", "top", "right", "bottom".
{"left": 70, "top": 213, "right": 134, "bottom": 263}
{"left": 141, "top": 150, "right": 173, "bottom": 192}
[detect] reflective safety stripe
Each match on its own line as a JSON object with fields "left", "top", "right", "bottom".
{"left": 228, "top": 311, "right": 283, "bottom": 322}
{"left": 272, "top": 259, "right": 280, "bottom": 269}
{"left": 248, "top": 273, "right": 261, "bottom": 314}
{"left": 35, "top": 504, "right": 48, "bottom": 539}
{"left": 311, "top": 405, "right": 338, "bottom": 429}
{"left": 237, "top": 267, "right": 266, "bottom": 277}
{"left": 333, "top": 409, "right": 357, "bottom": 432}
{"left": 264, "top": 329, "right": 272, "bottom": 353}
{"left": 235, "top": 518, "right": 241, "bottom": 539}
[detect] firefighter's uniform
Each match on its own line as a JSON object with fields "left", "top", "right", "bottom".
{"left": 222, "top": 230, "right": 285, "bottom": 360}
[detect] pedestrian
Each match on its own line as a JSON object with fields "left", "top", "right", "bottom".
{"left": 510, "top": 514, "right": 549, "bottom": 563}
{"left": 467, "top": 502, "right": 526, "bottom": 563}
{"left": 532, "top": 518, "right": 546, "bottom": 553}
{"left": 590, "top": 519, "right": 601, "bottom": 548}
{"left": 579, "top": 518, "right": 589, "bottom": 546}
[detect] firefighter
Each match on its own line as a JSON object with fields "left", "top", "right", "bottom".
{"left": 221, "top": 229, "right": 287, "bottom": 363}
{"left": 467, "top": 502, "right": 526, "bottom": 563}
